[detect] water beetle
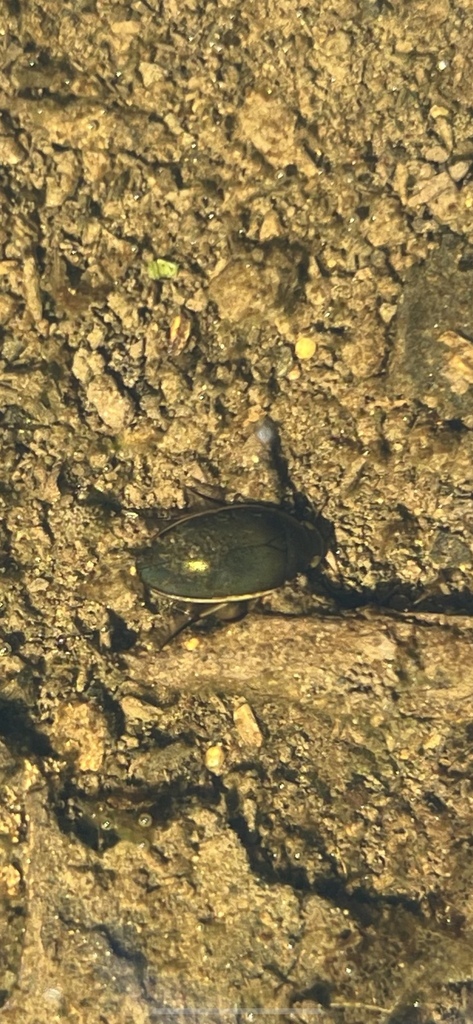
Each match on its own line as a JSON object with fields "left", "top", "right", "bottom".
{"left": 137, "top": 501, "right": 326, "bottom": 645}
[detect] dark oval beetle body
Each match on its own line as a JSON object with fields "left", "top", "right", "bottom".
{"left": 137, "top": 503, "right": 324, "bottom": 603}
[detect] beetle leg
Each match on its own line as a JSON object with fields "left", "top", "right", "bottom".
{"left": 157, "top": 601, "right": 247, "bottom": 649}
{"left": 212, "top": 600, "right": 248, "bottom": 622}
{"left": 156, "top": 608, "right": 200, "bottom": 648}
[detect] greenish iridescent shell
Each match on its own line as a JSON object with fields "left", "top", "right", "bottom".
{"left": 137, "top": 503, "right": 323, "bottom": 602}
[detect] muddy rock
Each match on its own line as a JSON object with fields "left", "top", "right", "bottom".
{"left": 2, "top": 0, "right": 473, "bottom": 1020}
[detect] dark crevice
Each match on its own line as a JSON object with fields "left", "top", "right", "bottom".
{"left": 53, "top": 776, "right": 222, "bottom": 852}
{"left": 224, "top": 785, "right": 422, "bottom": 930}
{"left": 0, "top": 697, "right": 54, "bottom": 758}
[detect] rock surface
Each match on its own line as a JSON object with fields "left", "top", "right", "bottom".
{"left": 1, "top": 0, "right": 473, "bottom": 1021}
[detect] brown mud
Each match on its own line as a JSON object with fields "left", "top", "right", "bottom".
{"left": 1, "top": 1, "right": 473, "bottom": 1021}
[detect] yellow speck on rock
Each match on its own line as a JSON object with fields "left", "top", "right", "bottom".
{"left": 295, "top": 336, "right": 316, "bottom": 360}
{"left": 184, "top": 636, "right": 201, "bottom": 652}
{"left": 205, "top": 743, "right": 225, "bottom": 773}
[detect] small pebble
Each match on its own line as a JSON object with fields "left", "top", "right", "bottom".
{"left": 233, "top": 701, "right": 263, "bottom": 748}
{"left": 183, "top": 636, "right": 201, "bottom": 652}
{"left": 254, "top": 416, "right": 279, "bottom": 448}
{"left": 379, "top": 303, "right": 397, "bottom": 324}
{"left": 449, "top": 161, "right": 470, "bottom": 183}
{"left": 205, "top": 744, "right": 225, "bottom": 773}
{"left": 295, "top": 336, "right": 316, "bottom": 360}
{"left": 169, "top": 313, "right": 191, "bottom": 354}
